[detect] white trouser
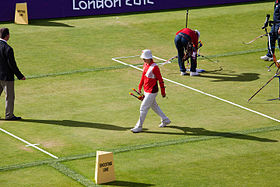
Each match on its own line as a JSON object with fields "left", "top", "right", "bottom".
{"left": 135, "top": 92, "right": 168, "bottom": 128}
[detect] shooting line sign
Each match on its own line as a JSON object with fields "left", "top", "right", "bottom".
{"left": 95, "top": 151, "right": 115, "bottom": 184}
{"left": 15, "top": 2, "right": 28, "bottom": 24}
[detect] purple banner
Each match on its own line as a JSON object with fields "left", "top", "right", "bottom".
{"left": 0, "top": 0, "right": 260, "bottom": 22}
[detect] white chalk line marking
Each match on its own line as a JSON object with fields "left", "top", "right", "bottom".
{"left": 0, "top": 127, "right": 58, "bottom": 159}
{"left": 112, "top": 56, "right": 280, "bottom": 123}
{"left": 25, "top": 144, "right": 40, "bottom": 147}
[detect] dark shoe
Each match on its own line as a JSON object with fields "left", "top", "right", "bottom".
{"left": 5, "top": 116, "right": 22, "bottom": 120}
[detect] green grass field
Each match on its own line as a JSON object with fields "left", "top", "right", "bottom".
{"left": 1, "top": 1, "right": 280, "bottom": 186}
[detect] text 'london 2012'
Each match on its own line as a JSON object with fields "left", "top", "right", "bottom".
{"left": 73, "top": 0, "right": 155, "bottom": 10}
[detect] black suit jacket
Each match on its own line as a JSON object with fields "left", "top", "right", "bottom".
{"left": 0, "top": 40, "right": 24, "bottom": 81}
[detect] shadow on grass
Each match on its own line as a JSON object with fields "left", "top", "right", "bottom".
{"left": 29, "top": 20, "right": 74, "bottom": 27}
{"left": 22, "top": 119, "right": 130, "bottom": 131}
{"left": 105, "top": 180, "right": 154, "bottom": 186}
{"left": 143, "top": 126, "right": 277, "bottom": 142}
{"left": 200, "top": 73, "right": 260, "bottom": 82}
{"left": 20, "top": 119, "right": 276, "bottom": 142}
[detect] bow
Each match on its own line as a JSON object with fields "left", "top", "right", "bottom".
{"left": 248, "top": 15, "right": 280, "bottom": 102}
{"left": 272, "top": 53, "right": 280, "bottom": 70}
{"left": 243, "top": 33, "right": 268, "bottom": 45}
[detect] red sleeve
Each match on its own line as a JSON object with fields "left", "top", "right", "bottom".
{"left": 153, "top": 65, "right": 165, "bottom": 95}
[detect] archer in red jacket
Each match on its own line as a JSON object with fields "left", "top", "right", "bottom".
{"left": 175, "top": 28, "right": 200, "bottom": 76}
{"left": 131, "top": 49, "right": 171, "bottom": 133}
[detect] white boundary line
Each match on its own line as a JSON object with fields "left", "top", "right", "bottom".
{"left": 0, "top": 127, "right": 58, "bottom": 159}
{"left": 112, "top": 56, "right": 280, "bottom": 123}
{"left": 153, "top": 55, "right": 169, "bottom": 61}
{"left": 113, "top": 55, "right": 140, "bottom": 59}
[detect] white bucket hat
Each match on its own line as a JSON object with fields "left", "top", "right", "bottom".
{"left": 140, "top": 49, "right": 153, "bottom": 59}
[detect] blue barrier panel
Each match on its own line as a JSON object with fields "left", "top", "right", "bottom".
{"left": 0, "top": 0, "right": 260, "bottom": 22}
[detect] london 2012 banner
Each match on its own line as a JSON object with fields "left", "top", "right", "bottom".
{"left": 0, "top": 0, "right": 260, "bottom": 22}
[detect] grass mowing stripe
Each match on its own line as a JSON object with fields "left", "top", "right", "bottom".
{"left": 0, "top": 159, "right": 56, "bottom": 172}
{"left": 1, "top": 124, "right": 280, "bottom": 172}
{"left": 201, "top": 48, "right": 267, "bottom": 58}
{"left": 112, "top": 56, "right": 280, "bottom": 123}
{"left": 22, "top": 48, "right": 266, "bottom": 80}
{"left": 25, "top": 65, "right": 129, "bottom": 79}
{"left": 49, "top": 162, "right": 96, "bottom": 187}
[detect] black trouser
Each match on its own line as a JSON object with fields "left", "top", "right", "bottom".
{"left": 174, "top": 33, "right": 197, "bottom": 72}
{"left": 267, "top": 24, "right": 280, "bottom": 57}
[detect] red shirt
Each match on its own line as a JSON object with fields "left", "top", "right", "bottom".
{"left": 138, "top": 61, "right": 165, "bottom": 95}
{"left": 176, "top": 28, "right": 199, "bottom": 48}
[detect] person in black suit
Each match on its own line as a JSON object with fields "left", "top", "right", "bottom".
{"left": 0, "top": 28, "right": 25, "bottom": 120}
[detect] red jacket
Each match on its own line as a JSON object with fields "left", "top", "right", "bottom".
{"left": 139, "top": 60, "right": 165, "bottom": 95}
{"left": 176, "top": 28, "right": 198, "bottom": 48}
